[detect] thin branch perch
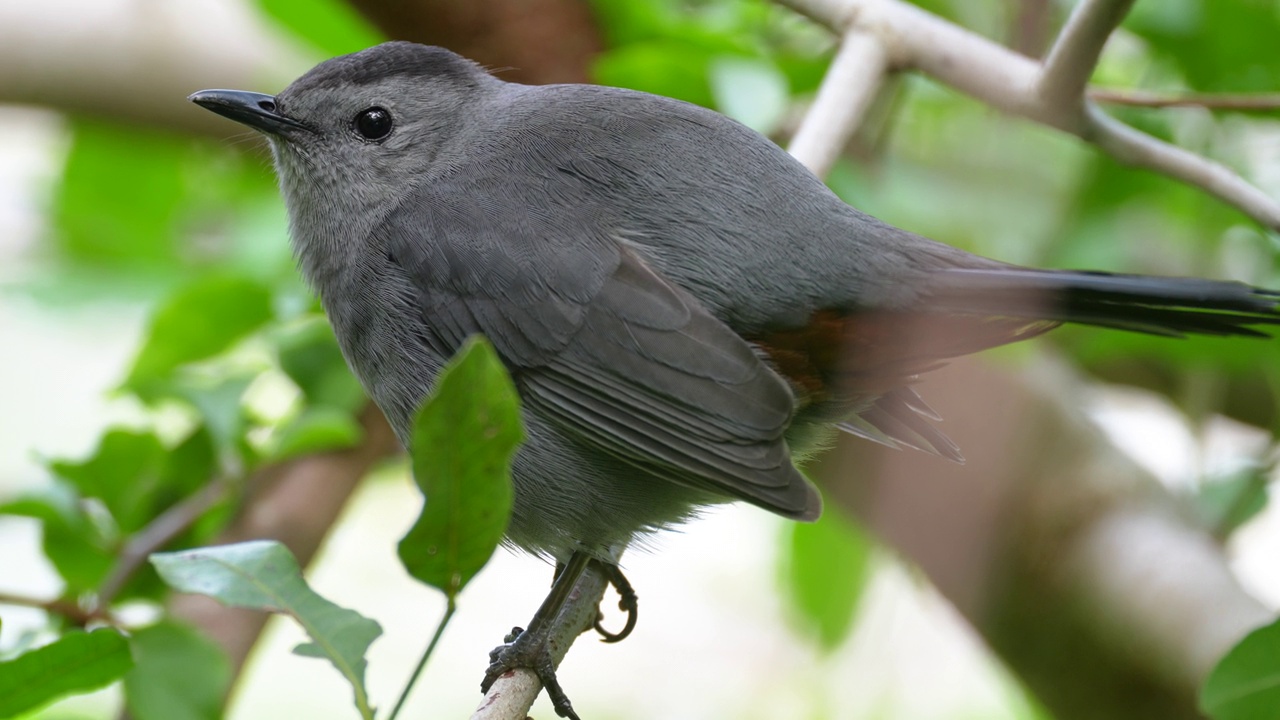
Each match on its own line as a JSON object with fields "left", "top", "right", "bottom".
{"left": 777, "top": 0, "right": 1280, "bottom": 230}
{"left": 1037, "top": 0, "right": 1137, "bottom": 113}
{"left": 787, "top": 29, "right": 890, "bottom": 177}
{"left": 471, "top": 564, "right": 609, "bottom": 720}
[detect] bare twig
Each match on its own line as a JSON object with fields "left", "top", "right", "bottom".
{"left": 96, "top": 475, "right": 237, "bottom": 608}
{"left": 471, "top": 564, "right": 609, "bottom": 720}
{"left": 0, "top": 591, "right": 115, "bottom": 626}
{"left": 1084, "top": 104, "right": 1280, "bottom": 226}
{"left": 1090, "top": 88, "right": 1280, "bottom": 111}
{"left": 788, "top": 28, "right": 890, "bottom": 177}
{"left": 776, "top": 0, "right": 1280, "bottom": 230}
{"left": 1037, "top": 0, "right": 1137, "bottom": 113}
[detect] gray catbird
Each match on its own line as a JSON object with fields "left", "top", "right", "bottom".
{"left": 191, "top": 41, "right": 1279, "bottom": 718}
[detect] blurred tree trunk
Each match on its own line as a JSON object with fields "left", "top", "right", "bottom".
{"left": 816, "top": 355, "right": 1268, "bottom": 719}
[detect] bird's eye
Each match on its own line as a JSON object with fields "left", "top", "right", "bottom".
{"left": 353, "top": 107, "right": 393, "bottom": 141}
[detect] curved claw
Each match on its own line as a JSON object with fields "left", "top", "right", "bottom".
{"left": 592, "top": 563, "right": 638, "bottom": 643}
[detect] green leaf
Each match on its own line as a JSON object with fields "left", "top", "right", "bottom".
{"left": 124, "top": 621, "right": 231, "bottom": 720}
{"left": 161, "top": 426, "right": 219, "bottom": 499}
{"left": 780, "top": 503, "right": 874, "bottom": 651}
{"left": 1, "top": 485, "right": 116, "bottom": 593}
{"left": 1202, "top": 617, "right": 1280, "bottom": 719}
{"left": 1195, "top": 465, "right": 1271, "bottom": 538}
{"left": 594, "top": 42, "right": 718, "bottom": 106}
{"left": 126, "top": 275, "right": 273, "bottom": 388}
{"left": 275, "top": 318, "right": 366, "bottom": 412}
{"left": 398, "top": 337, "right": 522, "bottom": 599}
{"left": 49, "top": 429, "right": 166, "bottom": 533}
{"left": 170, "top": 372, "right": 258, "bottom": 455}
{"left": 256, "top": 0, "right": 384, "bottom": 56}
{"left": 151, "top": 541, "right": 381, "bottom": 719}
{"left": 268, "top": 407, "right": 364, "bottom": 461}
{"left": 1127, "top": 0, "right": 1280, "bottom": 93}
{"left": 52, "top": 120, "right": 192, "bottom": 269}
{"left": 0, "top": 628, "right": 133, "bottom": 718}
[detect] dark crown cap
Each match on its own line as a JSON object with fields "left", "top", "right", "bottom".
{"left": 284, "top": 42, "right": 484, "bottom": 96}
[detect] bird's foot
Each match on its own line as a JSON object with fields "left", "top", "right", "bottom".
{"left": 482, "top": 625, "right": 580, "bottom": 720}
{"left": 592, "top": 562, "right": 638, "bottom": 643}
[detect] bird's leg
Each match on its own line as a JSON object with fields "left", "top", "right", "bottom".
{"left": 592, "top": 562, "right": 638, "bottom": 643}
{"left": 482, "top": 551, "right": 593, "bottom": 720}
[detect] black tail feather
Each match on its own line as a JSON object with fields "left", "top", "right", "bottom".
{"left": 928, "top": 268, "right": 1280, "bottom": 339}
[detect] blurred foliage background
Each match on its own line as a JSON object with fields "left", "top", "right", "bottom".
{"left": 1, "top": 0, "right": 1278, "bottom": 718}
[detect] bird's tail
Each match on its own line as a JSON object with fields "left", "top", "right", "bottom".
{"left": 925, "top": 268, "right": 1280, "bottom": 339}
{"left": 831, "top": 267, "right": 1279, "bottom": 462}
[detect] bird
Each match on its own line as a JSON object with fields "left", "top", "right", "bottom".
{"left": 190, "top": 41, "right": 1280, "bottom": 718}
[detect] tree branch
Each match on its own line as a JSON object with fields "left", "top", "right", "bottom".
{"left": 1089, "top": 88, "right": 1280, "bottom": 111}
{"left": 787, "top": 29, "right": 889, "bottom": 177}
{"left": 0, "top": 0, "right": 312, "bottom": 136}
{"left": 470, "top": 564, "right": 610, "bottom": 720}
{"left": 776, "top": 0, "right": 1280, "bottom": 230}
{"left": 0, "top": 591, "right": 114, "bottom": 627}
{"left": 1037, "top": 0, "right": 1137, "bottom": 114}
{"left": 96, "top": 474, "right": 236, "bottom": 608}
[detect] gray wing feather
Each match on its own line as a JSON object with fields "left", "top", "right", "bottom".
{"left": 374, "top": 182, "right": 819, "bottom": 519}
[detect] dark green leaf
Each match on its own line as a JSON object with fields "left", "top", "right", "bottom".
{"left": 256, "top": 0, "right": 384, "bottom": 56}
{"left": 1202, "top": 617, "right": 1280, "bottom": 719}
{"left": 398, "top": 337, "right": 522, "bottom": 599}
{"left": 781, "top": 503, "right": 874, "bottom": 651}
{"left": 161, "top": 426, "right": 219, "bottom": 498}
{"left": 124, "top": 621, "right": 231, "bottom": 720}
{"left": 126, "top": 275, "right": 273, "bottom": 387}
{"left": 151, "top": 541, "right": 380, "bottom": 719}
{"left": 268, "top": 407, "right": 364, "bottom": 461}
{"left": 0, "top": 628, "right": 133, "bottom": 718}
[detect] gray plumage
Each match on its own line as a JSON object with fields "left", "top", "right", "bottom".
{"left": 191, "top": 42, "right": 1280, "bottom": 563}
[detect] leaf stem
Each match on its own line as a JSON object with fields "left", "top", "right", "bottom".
{"left": 387, "top": 598, "right": 456, "bottom": 720}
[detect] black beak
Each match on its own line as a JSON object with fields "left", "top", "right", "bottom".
{"left": 188, "top": 89, "right": 309, "bottom": 135}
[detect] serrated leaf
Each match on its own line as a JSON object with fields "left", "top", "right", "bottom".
{"left": 781, "top": 504, "right": 873, "bottom": 651}
{"left": 1201, "top": 618, "right": 1280, "bottom": 719}
{"left": 268, "top": 407, "right": 363, "bottom": 461}
{"left": 124, "top": 621, "right": 230, "bottom": 720}
{"left": 151, "top": 541, "right": 380, "bottom": 719}
{"left": 0, "top": 628, "right": 133, "bottom": 718}
{"left": 126, "top": 275, "right": 273, "bottom": 388}
{"left": 398, "top": 337, "right": 522, "bottom": 599}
